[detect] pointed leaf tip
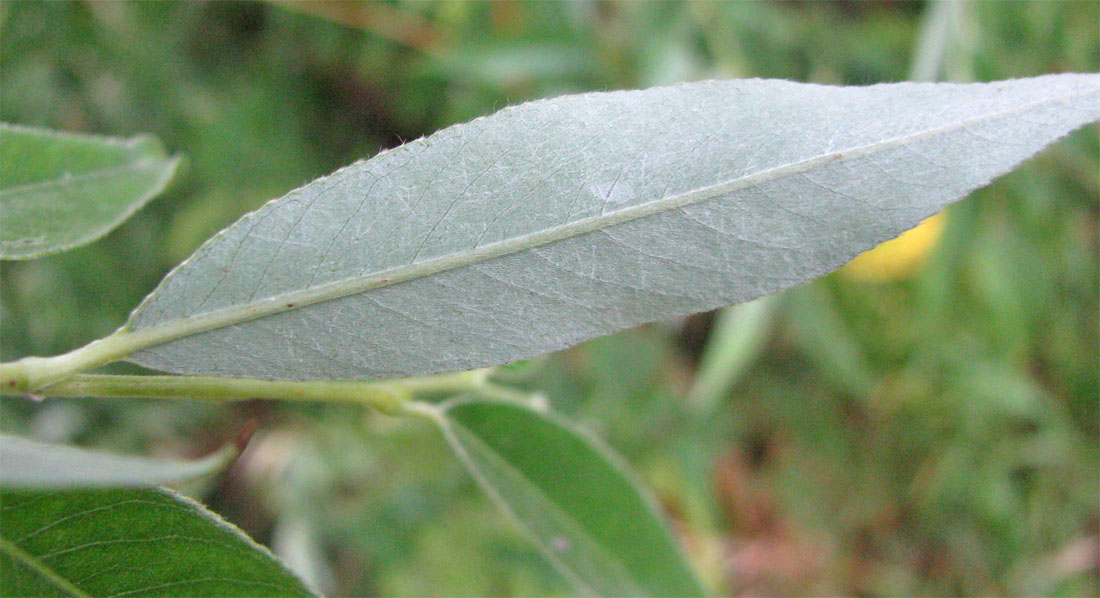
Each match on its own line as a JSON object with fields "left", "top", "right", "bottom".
{"left": 125, "top": 74, "right": 1100, "bottom": 380}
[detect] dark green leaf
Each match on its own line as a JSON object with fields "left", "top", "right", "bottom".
{"left": 0, "top": 487, "right": 315, "bottom": 597}
{"left": 435, "top": 398, "right": 704, "bottom": 597}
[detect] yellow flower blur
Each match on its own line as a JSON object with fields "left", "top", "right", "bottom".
{"left": 841, "top": 212, "right": 947, "bottom": 281}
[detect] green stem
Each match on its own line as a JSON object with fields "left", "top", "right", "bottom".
{"left": 0, "top": 328, "right": 139, "bottom": 392}
{"left": 396, "top": 399, "right": 445, "bottom": 423}
{"left": 8, "top": 370, "right": 486, "bottom": 415}
{"left": 0, "top": 322, "right": 493, "bottom": 404}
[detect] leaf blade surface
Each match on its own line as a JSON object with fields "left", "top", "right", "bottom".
{"left": 0, "top": 487, "right": 315, "bottom": 597}
{"left": 0, "top": 434, "right": 234, "bottom": 489}
{"left": 125, "top": 74, "right": 1100, "bottom": 379}
{"left": 0, "top": 123, "right": 179, "bottom": 259}
{"left": 435, "top": 398, "right": 704, "bottom": 597}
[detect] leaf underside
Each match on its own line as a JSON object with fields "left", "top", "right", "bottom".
{"left": 0, "top": 434, "right": 235, "bottom": 489}
{"left": 125, "top": 74, "right": 1100, "bottom": 380}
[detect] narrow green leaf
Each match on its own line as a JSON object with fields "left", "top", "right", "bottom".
{"left": 686, "top": 295, "right": 778, "bottom": 415}
{"left": 0, "top": 487, "right": 315, "bottom": 597}
{"left": 433, "top": 398, "right": 704, "bottom": 597}
{"left": 110, "top": 74, "right": 1098, "bottom": 381}
{"left": 0, "top": 123, "right": 180, "bottom": 259}
{"left": 0, "top": 434, "right": 235, "bottom": 489}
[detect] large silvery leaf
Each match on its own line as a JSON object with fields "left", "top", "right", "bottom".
{"left": 431, "top": 398, "right": 703, "bottom": 597}
{"left": 0, "top": 434, "right": 235, "bottom": 489}
{"left": 124, "top": 74, "right": 1100, "bottom": 380}
{"left": 0, "top": 124, "right": 180, "bottom": 259}
{"left": 0, "top": 487, "right": 315, "bottom": 597}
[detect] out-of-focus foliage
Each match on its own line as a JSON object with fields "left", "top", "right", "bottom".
{"left": 0, "top": 432, "right": 235, "bottom": 488}
{"left": 1, "top": 1, "right": 1096, "bottom": 596}
{"left": 0, "top": 124, "right": 179, "bottom": 259}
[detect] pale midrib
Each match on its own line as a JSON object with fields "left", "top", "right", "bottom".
{"left": 0, "top": 536, "right": 91, "bottom": 598}
{"left": 0, "top": 160, "right": 168, "bottom": 198}
{"left": 121, "top": 88, "right": 1091, "bottom": 355}
{"left": 440, "top": 418, "right": 644, "bottom": 597}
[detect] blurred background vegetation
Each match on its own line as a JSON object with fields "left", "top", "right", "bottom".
{"left": 1, "top": 1, "right": 1097, "bottom": 596}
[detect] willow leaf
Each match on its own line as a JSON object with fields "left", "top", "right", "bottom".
{"left": 434, "top": 398, "right": 703, "bottom": 597}
{"left": 0, "top": 434, "right": 235, "bottom": 489}
{"left": 121, "top": 74, "right": 1100, "bottom": 379}
{"left": 0, "top": 124, "right": 179, "bottom": 260}
{"left": 0, "top": 487, "right": 315, "bottom": 597}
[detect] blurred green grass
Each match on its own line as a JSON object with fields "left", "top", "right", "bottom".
{"left": 1, "top": 1, "right": 1096, "bottom": 596}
